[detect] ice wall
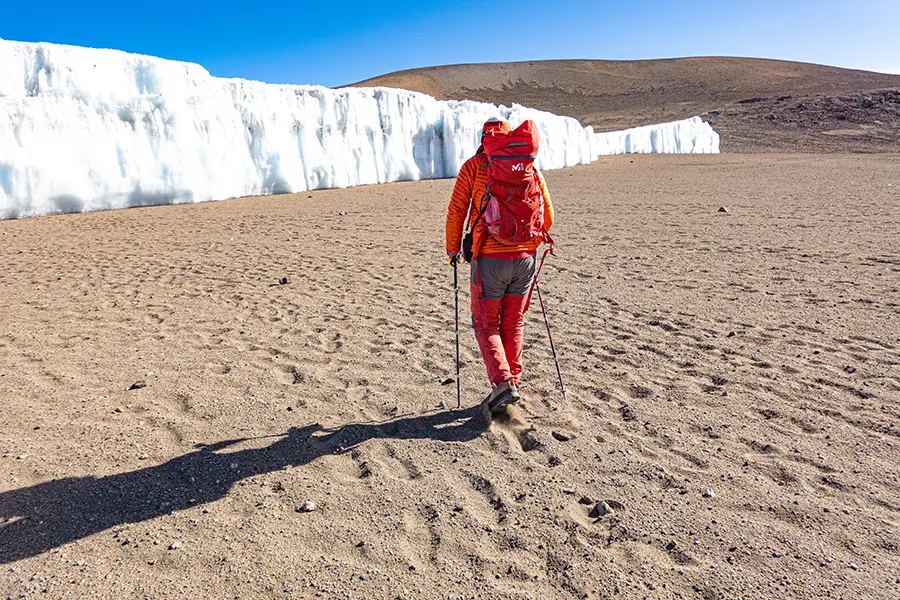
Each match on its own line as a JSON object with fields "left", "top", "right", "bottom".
{"left": 0, "top": 39, "right": 718, "bottom": 220}
{"left": 592, "top": 117, "right": 720, "bottom": 156}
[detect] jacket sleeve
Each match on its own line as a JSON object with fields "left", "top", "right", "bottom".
{"left": 539, "top": 171, "right": 554, "bottom": 233}
{"left": 446, "top": 158, "right": 476, "bottom": 255}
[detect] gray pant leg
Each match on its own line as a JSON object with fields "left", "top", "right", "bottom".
{"left": 473, "top": 256, "right": 536, "bottom": 300}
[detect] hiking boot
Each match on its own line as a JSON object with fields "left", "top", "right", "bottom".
{"left": 488, "top": 380, "right": 520, "bottom": 414}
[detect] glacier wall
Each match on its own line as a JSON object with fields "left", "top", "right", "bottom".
{"left": 0, "top": 39, "right": 718, "bottom": 220}
{"left": 592, "top": 117, "right": 720, "bottom": 156}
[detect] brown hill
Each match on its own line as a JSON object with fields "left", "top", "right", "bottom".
{"left": 348, "top": 58, "right": 900, "bottom": 152}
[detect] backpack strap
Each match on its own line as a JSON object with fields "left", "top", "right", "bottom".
{"left": 465, "top": 154, "right": 491, "bottom": 235}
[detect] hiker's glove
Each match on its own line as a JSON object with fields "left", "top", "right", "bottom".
{"left": 447, "top": 253, "right": 460, "bottom": 266}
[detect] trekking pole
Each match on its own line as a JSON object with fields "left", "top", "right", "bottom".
{"left": 535, "top": 281, "right": 566, "bottom": 403}
{"left": 453, "top": 260, "right": 461, "bottom": 409}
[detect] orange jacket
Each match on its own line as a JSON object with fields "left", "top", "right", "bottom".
{"left": 445, "top": 154, "right": 554, "bottom": 259}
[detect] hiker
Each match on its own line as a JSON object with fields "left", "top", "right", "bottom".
{"left": 445, "top": 118, "right": 554, "bottom": 413}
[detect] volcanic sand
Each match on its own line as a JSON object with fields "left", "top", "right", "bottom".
{"left": 1, "top": 154, "right": 898, "bottom": 599}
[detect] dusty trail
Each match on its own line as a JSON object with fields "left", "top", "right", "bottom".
{"left": 1, "top": 154, "right": 898, "bottom": 599}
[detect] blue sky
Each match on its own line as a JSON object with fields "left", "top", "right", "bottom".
{"left": 2, "top": 0, "right": 898, "bottom": 87}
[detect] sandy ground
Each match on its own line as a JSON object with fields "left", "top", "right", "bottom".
{"left": 1, "top": 154, "right": 898, "bottom": 600}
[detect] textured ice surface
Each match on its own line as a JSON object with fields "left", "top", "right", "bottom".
{"left": 592, "top": 117, "right": 720, "bottom": 155}
{"left": 0, "top": 39, "right": 719, "bottom": 219}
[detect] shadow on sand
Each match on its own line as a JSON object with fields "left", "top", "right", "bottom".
{"left": 0, "top": 405, "right": 489, "bottom": 564}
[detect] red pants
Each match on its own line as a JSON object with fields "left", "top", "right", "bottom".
{"left": 470, "top": 254, "right": 536, "bottom": 386}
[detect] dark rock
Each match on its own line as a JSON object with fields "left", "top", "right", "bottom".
{"left": 518, "top": 428, "right": 543, "bottom": 452}
{"left": 589, "top": 501, "right": 613, "bottom": 518}
{"left": 279, "top": 277, "right": 289, "bottom": 285}
{"left": 128, "top": 381, "right": 146, "bottom": 391}
{"left": 578, "top": 496, "right": 594, "bottom": 505}
{"left": 551, "top": 431, "right": 572, "bottom": 442}
{"left": 440, "top": 378, "right": 454, "bottom": 386}
{"left": 718, "top": 206, "right": 729, "bottom": 213}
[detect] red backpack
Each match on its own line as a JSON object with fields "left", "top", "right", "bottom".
{"left": 479, "top": 120, "right": 547, "bottom": 246}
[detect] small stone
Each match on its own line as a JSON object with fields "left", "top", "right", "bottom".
{"left": 338, "top": 211, "right": 346, "bottom": 216}
{"left": 718, "top": 206, "right": 729, "bottom": 213}
{"left": 551, "top": 431, "right": 572, "bottom": 442}
{"left": 440, "top": 378, "right": 454, "bottom": 386}
{"left": 773, "top": 551, "right": 783, "bottom": 558}
{"left": 703, "top": 489, "right": 716, "bottom": 498}
{"left": 726, "top": 331, "right": 736, "bottom": 337}
{"left": 589, "top": 501, "right": 613, "bottom": 519}
{"left": 843, "top": 365, "right": 857, "bottom": 374}
{"left": 15, "top": 455, "right": 26, "bottom": 460}
{"left": 849, "top": 563, "right": 859, "bottom": 570}
{"left": 518, "top": 428, "right": 543, "bottom": 452}
{"left": 578, "top": 496, "right": 594, "bottom": 505}
{"left": 279, "top": 277, "right": 289, "bottom": 285}
{"left": 230, "top": 462, "right": 239, "bottom": 469}
{"left": 168, "top": 541, "right": 181, "bottom": 550}
{"left": 113, "top": 407, "right": 123, "bottom": 413}
{"left": 128, "top": 381, "right": 146, "bottom": 390}
{"left": 297, "top": 501, "right": 317, "bottom": 513}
